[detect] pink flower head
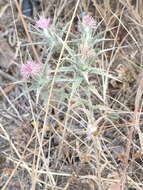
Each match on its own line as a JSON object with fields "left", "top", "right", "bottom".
{"left": 82, "top": 15, "right": 96, "bottom": 28}
{"left": 36, "top": 17, "right": 50, "bottom": 29}
{"left": 21, "top": 61, "right": 42, "bottom": 79}
{"left": 79, "top": 45, "right": 95, "bottom": 60}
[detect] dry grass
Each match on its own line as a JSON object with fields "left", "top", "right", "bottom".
{"left": 1, "top": 0, "right": 143, "bottom": 189}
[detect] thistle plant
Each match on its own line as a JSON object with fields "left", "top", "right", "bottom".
{"left": 33, "top": 17, "right": 69, "bottom": 52}
{"left": 21, "top": 14, "right": 117, "bottom": 106}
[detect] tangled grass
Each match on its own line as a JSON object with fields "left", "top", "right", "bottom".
{"left": 1, "top": 0, "right": 143, "bottom": 189}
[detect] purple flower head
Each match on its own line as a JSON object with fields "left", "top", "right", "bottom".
{"left": 21, "top": 61, "right": 42, "bottom": 79}
{"left": 82, "top": 15, "right": 96, "bottom": 28}
{"left": 36, "top": 17, "right": 51, "bottom": 29}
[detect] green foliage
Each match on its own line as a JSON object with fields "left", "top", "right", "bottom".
{"left": 23, "top": 15, "right": 118, "bottom": 106}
